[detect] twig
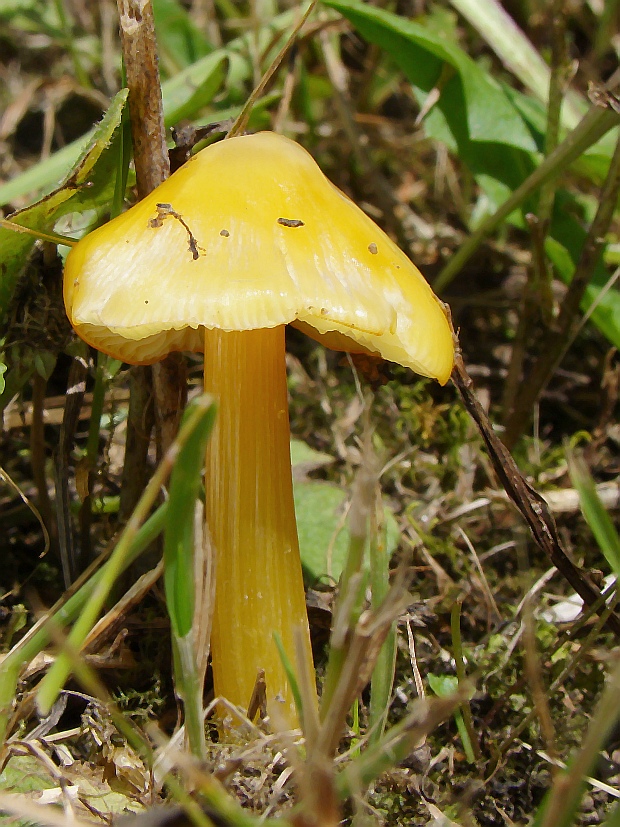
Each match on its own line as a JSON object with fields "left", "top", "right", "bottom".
{"left": 451, "top": 353, "right": 620, "bottom": 637}
{"left": 152, "top": 352, "right": 187, "bottom": 459}
{"left": 116, "top": 0, "right": 185, "bottom": 463}
{"left": 227, "top": 1, "right": 317, "bottom": 139}
{"left": 117, "top": 0, "right": 169, "bottom": 196}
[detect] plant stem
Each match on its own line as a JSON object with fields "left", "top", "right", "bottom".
{"left": 450, "top": 600, "right": 480, "bottom": 760}
{"left": 119, "top": 366, "right": 154, "bottom": 521}
{"left": 451, "top": 355, "right": 620, "bottom": 636}
{"left": 30, "top": 372, "right": 56, "bottom": 551}
{"left": 368, "top": 489, "right": 396, "bottom": 747}
{"left": 502, "top": 0, "right": 568, "bottom": 420}
{"left": 434, "top": 104, "right": 620, "bottom": 293}
{"left": 204, "top": 326, "right": 315, "bottom": 728}
{"left": 172, "top": 634, "right": 207, "bottom": 760}
{"left": 503, "top": 130, "right": 620, "bottom": 447}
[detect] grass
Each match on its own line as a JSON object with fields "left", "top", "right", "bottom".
{"left": 1, "top": 0, "right": 620, "bottom": 825}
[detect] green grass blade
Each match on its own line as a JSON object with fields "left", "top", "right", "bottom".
{"left": 273, "top": 632, "right": 304, "bottom": 727}
{"left": 536, "top": 657, "right": 620, "bottom": 827}
{"left": 164, "top": 396, "right": 216, "bottom": 639}
{"left": 448, "top": 0, "right": 585, "bottom": 129}
{"left": 428, "top": 673, "right": 476, "bottom": 763}
{"left": 567, "top": 448, "right": 620, "bottom": 581}
{"left": 36, "top": 394, "right": 216, "bottom": 716}
{"left": 435, "top": 104, "right": 620, "bottom": 291}
{"left": 368, "top": 514, "right": 396, "bottom": 746}
{"left": 163, "top": 395, "right": 216, "bottom": 759}
{"left": 0, "top": 502, "right": 168, "bottom": 746}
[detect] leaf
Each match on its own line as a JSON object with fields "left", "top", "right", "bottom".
{"left": 294, "top": 479, "right": 399, "bottom": 585}
{"left": 153, "top": 0, "right": 212, "bottom": 72}
{"left": 0, "top": 755, "right": 55, "bottom": 795}
{"left": 163, "top": 396, "right": 217, "bottom": 639}
{"left": 567, "top": 449, "right": 620, "bottom": 581}
{"left": 162, "top": 51, "right": 228, "bottom": 126}
{"left": 323, "top": 0, "right": 541, "bottom": 219}
{"left": 323, "top": 0, "right": 536, "bottom": 154}
{"left": 427, "top": 673, "right": 475, "bottom": 761}
{"left": 447, "top": 0, "right": 586, "bottom": 130}
{"left": 290, "top": 437, "right": 335, "bottom": 479}
{"left": 0, "top": 6, "right": 304, "bottom": 205}
{"left": 545, "top": 222, "right": 620, "bottom": 350}
{"left": 427, "top": 673, "right": 458, "bottom": 697}
{"left": 0, "top": 89, "right": 128, "bottom": 321}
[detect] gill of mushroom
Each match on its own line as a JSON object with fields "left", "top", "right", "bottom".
{"left": 63, "top": 131, "right": 455, "bottom": 729}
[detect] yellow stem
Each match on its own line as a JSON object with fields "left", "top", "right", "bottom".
{"left": 204, "top": 326, "right": 315, "bottom": 728}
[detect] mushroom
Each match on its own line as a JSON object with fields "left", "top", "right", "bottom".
{"left": 63, "top": 131, "right": 454, "bottom": 727}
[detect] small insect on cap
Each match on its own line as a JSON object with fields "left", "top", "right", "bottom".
{"left": 64, "top": 131, "right": 454, "bottom": 383}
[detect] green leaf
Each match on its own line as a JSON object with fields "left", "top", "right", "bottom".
{"left": 0, "top": 754, "right": 56, "bottom": 795}
{"left": 0, "top": 89, "right": 128, "bottom": 321}
{"left": 427, "top": 674, "right": 476, "bottom": 762}
{"left": 33, "top": 350, "right": 56, "bottom": 380}
{"left": 153, "top": 0, "right": 212, "bottom": 72}
{"left": 428, "top": 672, "right": 458, "bottom": 697}
{"left": 567, "top": 449, "right": 620, "bottom": 581}
{"left": 323, "top": 0, "right": 540, "bottom": 221}
{"left": 290, "top": 437, "right": 335, "bottom": 477}
{"left": 545, "top": 218, "right": 620, "bottom": 350}
{"left": 162, "top": 51, "right": 228, "bottom": 126}
{"left": 0, "top": 6, "right": 304, "bottom": 206}
{"left": 323, "top": 0, "right": 536, "bottom": 154}
{"left": 294, "top": 479, "right": 399, "bottom": 585}
{"left": 164, "top": 396, "right": 217, "bottom": 639}
{"left": 447, "top": 0, "right": 586, "bottom": 130}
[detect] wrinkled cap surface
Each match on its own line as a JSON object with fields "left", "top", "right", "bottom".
{"left": 64, "top": 131, "right": 454, "bottom": 383}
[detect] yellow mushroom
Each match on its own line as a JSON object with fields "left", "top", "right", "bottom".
{"left": 64, "top": 131, "right": 454, "bottom": 727}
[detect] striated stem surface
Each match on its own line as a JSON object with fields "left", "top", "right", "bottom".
{"left": 204, "top": 326, "right": 314, "bottom": 726}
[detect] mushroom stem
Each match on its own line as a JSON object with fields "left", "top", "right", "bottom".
{"left": 204, "top": 325, "right": 315, "bottom": 727}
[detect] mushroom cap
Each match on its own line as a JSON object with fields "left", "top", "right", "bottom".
{"left": 64, "top": 132, "right": 454, "bottom": 383}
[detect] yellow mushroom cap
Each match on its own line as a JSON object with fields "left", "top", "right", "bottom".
{"left": 64, "top": 132, "right": 454, "bottom": 384}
